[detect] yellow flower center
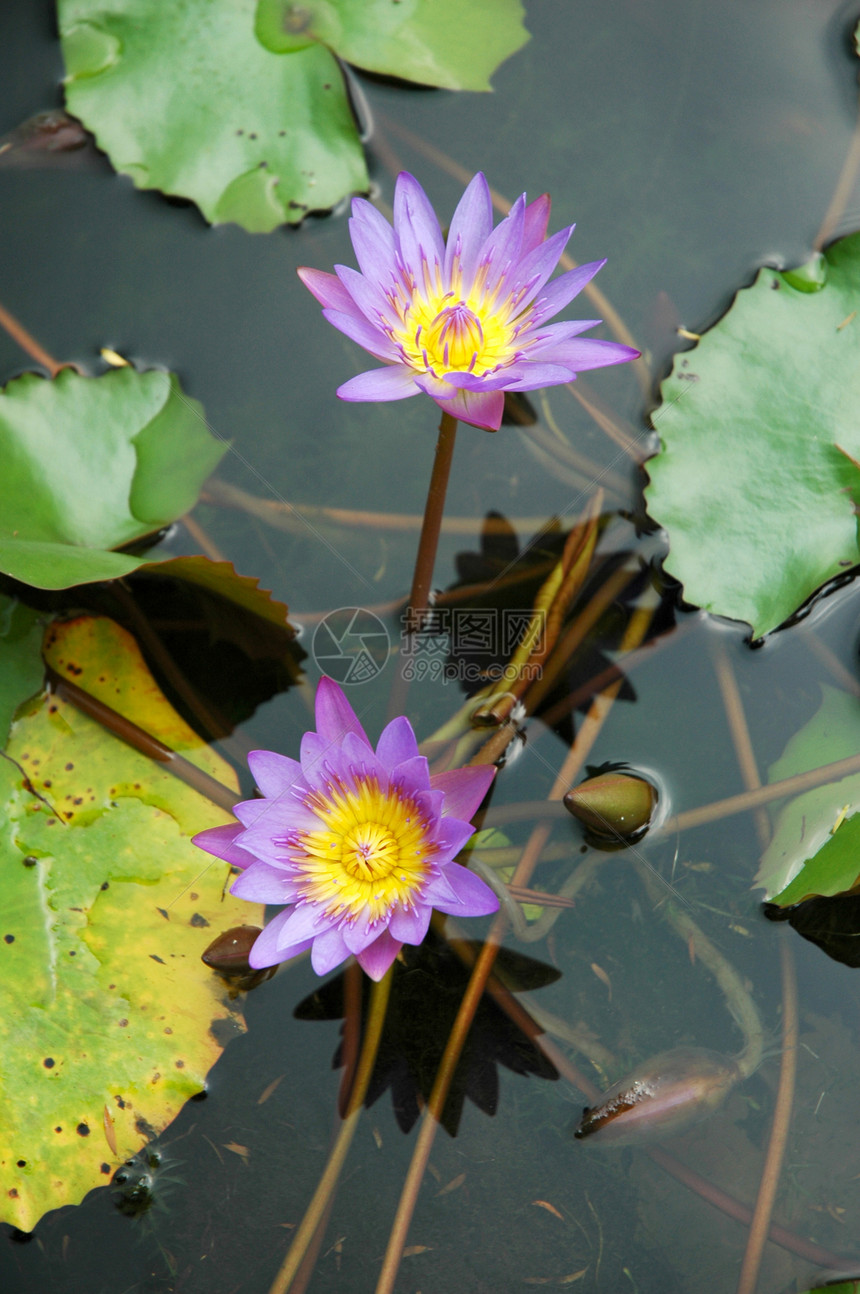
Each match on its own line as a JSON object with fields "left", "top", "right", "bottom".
{"left": 294, "top": 777, "right": 430, "bottom": 924}
{"left": 389, "top": 275, "right": 522, "bottom": 379}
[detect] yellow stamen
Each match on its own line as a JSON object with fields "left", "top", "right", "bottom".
{"left": 390, "top": 278, "right": 521, "bottom": 378}
{"left": 295, "top": 777, "right": 431, "bottom": 924}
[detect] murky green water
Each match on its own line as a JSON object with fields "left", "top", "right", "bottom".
{"left": 3, "top": 1, "right": 860, "bottom": 1291}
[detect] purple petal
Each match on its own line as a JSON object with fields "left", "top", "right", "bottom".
{"left": 420, "top": 382, "right": 505, "bottom": 431}
{"left": 310, "top": 924, "right": 351, "bottom": 976}
{"left": 334, "top": 263, "right": 393, "bottom": 329}
{"left": 248, "top": 910, "right": 313, "bottom": 969}
{"left": 315, "top": 677, "right": 370, "bottom": 747}
{"left": 529, "top": 260, "right": 606, "bottom": 322}
{"left": 444, "top": 361, "right": 576, "bottom": 393}
{"left": 231, "top": 862, "right": 301, "bottom": 904}
{"left": 337, "top": 366, "right": 421, "bottom": 403}
{"left": 394, "top": 172, "right": 445, "bottom": 284}
{"left": 504, "top": 225, "right": 574, "bottom": 312}
{"left": 341, "top": 917, "right": 380, "bottom": 955}
{"left": 433, "top": 816, "right": 479, "bottom": 864}
{"left": 247, "top": 750, "right": 306, "bottom": 799}
{"left": 192, "top": 822, "right": 255, "bottom": 869}
{"left": 341, "top": 731, "right": 389, "bottom": 789}
{"left": 322, "top": 308, "right": 398, "bottom": 362}
{"left": 443, "top": 172, "right": 493, "bottom": 285}
{"left": 521, "top": 320, "right": 602, "bottom": 353}
{"left": 356, "top": 929, "right": 402, "bottom": 981}
{"left": 231, "top": 797, "right": 275, "bottom": 829}
{"left": 474, "top": 194, "right": 525, "bottom": 298}
{"left": 272, "top": 900, "right": 330, "bottom": 947}
{"left": 348, "top": 197, "right": 397, "bottom": 284}
{"left": 521, "top": 193, "right": 551, "bottom": 253}
{"left": 432, "top": 863, "right": 500, "bottom": 916}
{"left": 297, "top": 266, "right": 355, "bottom": 312}
{"left": 430, "top": 765, "right": 496, "bottom": 820}
{"left": 534, "top": 338, "right": 641, "bottom": 372}
{"left": 376, "top": 714, "right": 420, "bottom": 768}
{"left": 388, "top": 902, "right": 432, "bottom": 945}
{"left": 421, "top": 868, "right": 461, "bottom": 906}
{"left": 388, "top": 754, "right": 431, "bottom": 798}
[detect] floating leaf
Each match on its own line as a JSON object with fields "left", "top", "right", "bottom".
{"left": 756, "top": 686, "right": 860, "bottom": 904}
{"left": 254, "top": 0, "right": 529, "bottom": 91}
{"left": 0, "top": 368, "right": 225, "bottom": 591}
{"left": 58, "top": 0, "right": 529, "bottom": 230}
{"left": 0, "top": 595, "right": 45, "bottom": 745}
{"left": 0, "top": 614, "right": 256, "bottom": 1231}
{"left": 645, "top": 233, "right": 860, "bottom": 637}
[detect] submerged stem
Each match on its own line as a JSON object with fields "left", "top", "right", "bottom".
{"left": 268, "top": 968, "right": 393, "bottom": 1294}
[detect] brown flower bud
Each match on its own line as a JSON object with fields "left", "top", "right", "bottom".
{"left": 563, "top": 771, "right": 656, "bottom": 842}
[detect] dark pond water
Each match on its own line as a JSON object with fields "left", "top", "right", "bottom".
{"left": 3, "top": 1, "right": 860, "bottom": 1291}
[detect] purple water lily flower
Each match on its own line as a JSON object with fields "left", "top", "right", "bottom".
{"left": 298, "top": 171, "right": 639, "bottom": 432}
{"left": 193, "top": 678, "right": 497, "bottom": 981}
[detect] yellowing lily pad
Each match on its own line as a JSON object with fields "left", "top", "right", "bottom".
{"left": 0, "top": 615, "right": 257, "bottom": 1231}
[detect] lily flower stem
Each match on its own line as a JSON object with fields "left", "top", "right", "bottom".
{"left": 268, "top": 968, "right": 393, "bottom": 1294}
{"left": 387, "top": 411, "right": 458, "bottom": 720}
{"left": 407, "top": 411, "right": 459, "bottom": 634}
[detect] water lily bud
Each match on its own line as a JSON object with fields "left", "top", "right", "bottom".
{"left": 563, "top": 771, "right": 656, "bottom": 841}
{"left": 201, "top": 926, "right": 275, "bottom": 990}
{"left": 574, "top": 1046, "right": 739, "bottom": 1145}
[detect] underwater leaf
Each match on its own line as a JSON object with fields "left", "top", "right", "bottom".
{"left": 58, "top": 0, "right": 528, "bottom": 230}
{"left": 765, "top": 892, "right": 860, "bottom": 968}
{"left": 0, "top": 596, "right": 46, "bottom": 746}
{"left": 755, "top": 686, "right": 860, "bottom": 904}
{"left": 255, "top": 0, "right": 529, "bottom": 91}
{"left": 79, "top": 560, "right": 305, "bottom": 735}
{"left": 0, "top": 368, "right": 225, "bottom": 591}
{"left": 645, "top": 233, "right": 860, "bottom": 637}
{"left": 0, "top": 615, "right": 257, "bottom": 1231}
{"left": 143, "top": 556, "right": 295, "bottom": 636}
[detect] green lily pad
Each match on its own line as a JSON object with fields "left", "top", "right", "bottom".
{"left": 756, "top": 686, "right": 860, "bottom": 904}
{"left": 254, "top": 0, "right": 529, "bottom": 90}
{"left": 0, "top": 367, "right": 225, "bottom": 591}
{"left": 0, "top": 613, "right": 255, "bottom": 1232}
{"left": 0, "top": 596, "right": 46, "bottom": 746}
{"left": 58, "top": 0, "right": 528, "bottom": 230}
{"left": 645, "top": 232, "right": 860, "bottom": 637}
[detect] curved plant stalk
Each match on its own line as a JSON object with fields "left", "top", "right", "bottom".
{"left": 47, "top": 668, "right": 240, "bottom": 813}
{"left": 443, "top": 912, "right": 848, "bottom": 1272}
{"left": 373, "top": 599, "right": 656, "bottom": 1294}
{"left": 633, "top": 860, "right": 764, "bottom": 1080}
{"left": 267, "top": 968, "right": 393, "bottom": 1294}
{"left": 710, "top": 636, "right": 770, "bottom": 850}
{"left": 484, "top": 747, "right": 860, "bottom": 838}
{"left": 0, "top": 296, "right": 61, "bottom": 374}
{"left": 735, "top": 938, "right": 799, "bottom": 1294}
{"left": 204, "top": 477, "right": 566, "bottom": 540}
{"left": 815, "top": 89, "right": 860, "bottom": 248}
